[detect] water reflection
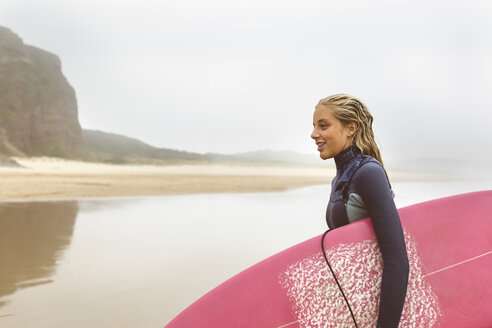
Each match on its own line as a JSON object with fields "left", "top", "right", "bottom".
{"left": 0, "top": 201, "right": 78, "bottom": 308}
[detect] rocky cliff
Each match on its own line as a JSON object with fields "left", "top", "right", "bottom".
{"left": 0, "top": 26, "right": 83, "bottom": 158}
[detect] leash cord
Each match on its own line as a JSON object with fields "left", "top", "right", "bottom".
{"left": 321, "top": 229, "right": 359, "bottom": 328}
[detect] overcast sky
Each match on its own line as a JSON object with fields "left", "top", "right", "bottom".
{"left": 1, "top": 0, "right": 491, "bottom": 162}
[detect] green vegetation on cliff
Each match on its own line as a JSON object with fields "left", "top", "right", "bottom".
{"left": 83, "top": 129, "right": 208, "bottom": 164}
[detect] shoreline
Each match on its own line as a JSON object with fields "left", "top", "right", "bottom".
{"left": 0, "top": 157, "right": 465, "bottom": 202}
{"left": 0, "top": 157, "right": 334, "bottom": 202}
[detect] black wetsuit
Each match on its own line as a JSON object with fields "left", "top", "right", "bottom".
{"left": 325, "top": 146, "right": 409, "bottom": 328}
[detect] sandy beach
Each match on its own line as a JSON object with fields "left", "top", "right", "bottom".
{"left": 0, "top": 157, "right": 461, "bottom": 202}
{"left": 0, "top": 157, "right": 337, "bottom": 202}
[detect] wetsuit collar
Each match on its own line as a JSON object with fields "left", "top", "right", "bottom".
{"left": 334, "top": 145, "right": 361, "bottom": 172}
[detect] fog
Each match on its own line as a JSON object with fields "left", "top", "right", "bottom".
{"left": 1, "top": 0, "right": 491, "bottom": 163}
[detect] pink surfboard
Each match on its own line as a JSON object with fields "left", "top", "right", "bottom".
{"left": 164, "top": 191, "right": 492, "bottom": 327}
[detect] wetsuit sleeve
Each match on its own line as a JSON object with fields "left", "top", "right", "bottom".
{"left": 351, "top": 163, "right": 409, "bottom": 328}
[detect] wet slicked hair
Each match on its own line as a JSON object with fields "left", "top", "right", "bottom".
{"left": 317, "top": 94, "right": 383, "bottom": 166}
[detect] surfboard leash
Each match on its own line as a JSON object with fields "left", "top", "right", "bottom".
{"left": 321, "top": 229, "right": 359, "bottom": 328}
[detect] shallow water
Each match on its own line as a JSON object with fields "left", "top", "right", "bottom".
{"left": 0, "top": 181, "right": 490, "bottom": 327}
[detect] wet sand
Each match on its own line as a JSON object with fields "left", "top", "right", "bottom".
{"left": 0, "top": 157, "right": 335, "bottom": 202}
{"left": 1, "top": 161, "right": 486, "bottom": 327}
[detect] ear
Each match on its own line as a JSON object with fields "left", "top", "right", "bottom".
{"left": 347, "top": 122, "right": 357, "bottom": 137}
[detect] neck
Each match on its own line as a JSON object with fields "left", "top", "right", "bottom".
{"left": 334, "top": 145, "right": 360, "bottom": 171}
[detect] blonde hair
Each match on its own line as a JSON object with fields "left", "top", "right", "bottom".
{"left": 317, "top": 94, "right": 383, "bottom": 165}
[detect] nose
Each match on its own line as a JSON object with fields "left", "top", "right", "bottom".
{"left": 311, "top": 127, "right": 318, "bottom": 140}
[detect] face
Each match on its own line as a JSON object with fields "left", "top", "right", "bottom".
{"left": 311, "top": 105, "right": 354, "bottom": 160}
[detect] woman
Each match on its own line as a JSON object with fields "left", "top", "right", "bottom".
{"left": 311, "top": 94, "right": 409, "bottom": 328}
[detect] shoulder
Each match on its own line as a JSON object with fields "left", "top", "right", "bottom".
{"left": 354, "top": 159, "right": 387, "bottom": 179}
{"left": 351, "top": 159, "right": 391, "bottom": 190}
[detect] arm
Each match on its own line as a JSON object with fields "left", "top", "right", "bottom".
{"left": 351, "top": 163, "right": 409, "bottom": 328}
